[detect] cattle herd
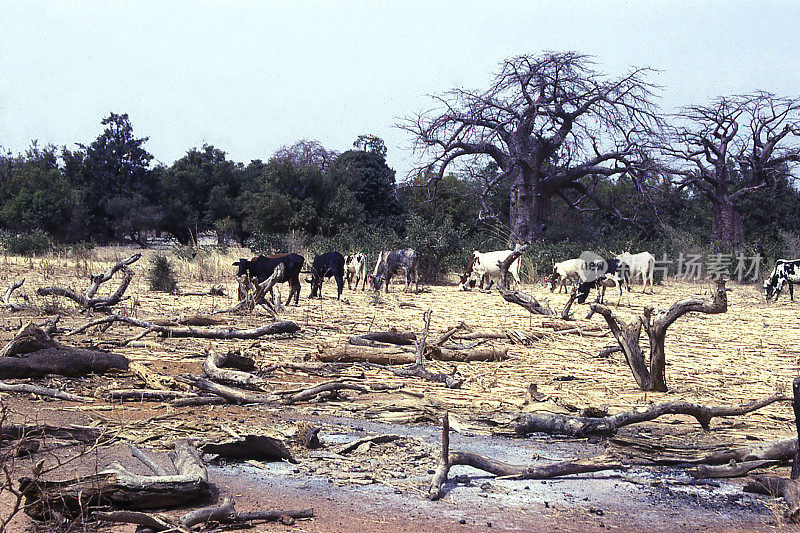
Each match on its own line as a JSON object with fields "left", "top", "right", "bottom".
{"left": 233, "top": 248, "right": 800, "bottom": 304}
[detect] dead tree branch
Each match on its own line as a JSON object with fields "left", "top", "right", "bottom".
{"left": 68, "top": 314, "right": 300, "bottom": 339}
{"left": 0, "top": 322, "right": 128, "bottom": 379}
{"left": 429, "top": 413, "right": 623, "bottom": 500}
{"left": 37, "top": 253, "right": 141, "bottom": 311}
{"left": 590, "top": 279, "right": 728, "bottom": 391}
{"left": 0, "top": 381, "right": 92, "bottom": 402}
{"left": 20, "top": 439, "right": 208, "bottom": 520}
{"left": 203, "top": 349, "right": 268, "bottom": 390}
{"left": 1, "top": 278, "right": 25, "bottom": 311}
{"left": 742, "top": 377, "right": 800, "bottom": 522}
{"left": 497, "top": 243, "right": 528, "bottom": 290}
{"left": 499, "top": 289, "right": 553, "bottom": 315}
{"left": 95, "top": 497, "right": 313, "bottom": 531}
{"left": 515, "top": 393, "right": 789, "bottom": 437}
{"left": 219, "top": 263, "right": 285, "bottom": 315}
{"left": 366, "top": 310, "right": 464, "bottom": 388}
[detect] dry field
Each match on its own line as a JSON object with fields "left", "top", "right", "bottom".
{"left": 0, "top": 246, "right": 798, "bottom": 531}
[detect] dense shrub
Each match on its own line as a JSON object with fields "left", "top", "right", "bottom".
{"left": 148, "top": 254, "right": 179, "bottom": 293}
{"left": 0, "top": 230, "right": 52, "bottom": 256}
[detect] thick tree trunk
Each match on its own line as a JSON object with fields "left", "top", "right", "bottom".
{"left": 712, "top": 197, "right": 744, "bottom": 248}
{"left": 509, "top": 169, "right": 549, "bottom": 243}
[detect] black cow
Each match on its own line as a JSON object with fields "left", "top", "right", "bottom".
{"left": 576, "top": 258, "right": 630, "bottom": 305}
{"left": 764, "top": 259, "right": 800, "bottom": 301}
{"left": 369, "top": 248, "right": 420, "bottom": 292}
{"left": 308, "top": 252, "right": 345, "bottom": 299}
{"left": 233, "top": 253, "right": 305, "bottom": 305}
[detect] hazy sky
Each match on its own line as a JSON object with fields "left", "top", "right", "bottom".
{"left": 2, "top": 1, "right": 799, "bottom": 179}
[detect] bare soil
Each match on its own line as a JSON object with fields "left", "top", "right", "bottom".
{"left": 0, "top": 248, "right": 798, "bottom": 531}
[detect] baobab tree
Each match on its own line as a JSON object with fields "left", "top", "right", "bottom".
{"left": 664, "top": 93, "right": 800, "bottom": 248}
{"left": 402, "top": 52, "right": 662, "bottom": 243}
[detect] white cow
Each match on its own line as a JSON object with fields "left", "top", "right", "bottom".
{"left": 344, "top": 252, "right": 367, "bottom": 290}
{"left": 459, "top": 250, "right": 521, "bottom": 291}
{"left": 550, "top": 258, "right": 586, "bottom": 293}
{"left": 615, "top": 251, "right": 655, "bottom": 293}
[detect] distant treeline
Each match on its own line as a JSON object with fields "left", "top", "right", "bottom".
{"left": 1, "top": 112, "right": 799, "bottom": 280}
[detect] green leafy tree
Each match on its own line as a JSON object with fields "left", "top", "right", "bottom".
{"left": 328, "top": 146, "right": 401, "bottom": 225}
{"left": 353, "top": 134, "right": 387, "bottom": 158}
{"left": 240, "top": 157, "right": 364, "bottom": 241}
{"left": 63, "top": 113, "right": 158, "bottom": 242}
{"left": 0, "top": 144, "right": 79, "bottom": 239}
{"left": 157, "top": 145, "right": 245, "bottom": 244}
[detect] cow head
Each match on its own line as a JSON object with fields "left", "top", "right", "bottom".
{"left": 549, "top": 266, "right": 560, "bottom": 292}
{"left": 369, "top": 274, "right": 383, "bottom": 291}
{"left": 233, "top": 259, "right": 250, "bottom": 277}
{"left": 764, "top": 277, "right": 778, "bottom": 301}
{"left": 308, "top": 269, "right": 322, "bottom": 298}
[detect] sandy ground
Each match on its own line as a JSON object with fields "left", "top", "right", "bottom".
{"left": 0, "top": 247, "right": 798, "bottom": 531}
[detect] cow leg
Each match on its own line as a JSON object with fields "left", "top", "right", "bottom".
{"left": 335, "top": 273, "right": 344, "bottom": 299}
{"left": 384, "top": 274, "right": 391, "bottom": 293}
{"left": 790, "top": 282, "right": 795, "bottom": 302}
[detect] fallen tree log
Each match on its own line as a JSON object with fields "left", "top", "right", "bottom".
{"left": 201, "top": 435, "right": 298, "bottom": 463}
{"left": 514, "top": 393, "right": 789, "bottom": 437}
{"left": 364, "top": 310, "right": 464, "bottom": 389}
{"left": 702, "top": 437, "right": 797, "bottom": 465}
{"left": 193, "top": 378, "right": 370, "bottom": 405}
{"left": 742, "top": 377, "right": 800, "bottom": 522}
{"left": 37, "top": 253, "right": 141, "bottom": 311}
{"left": 1, "top": 424, "right": 106, "bottom": 444}
{"left": 318, "top": 345, "right": 416, "bottom": 365}
{"left": 95, "top": 497, "right": 313, "bottom": 531}
{"left": 203, "top": 349, "right": 268, "bottom": 390}
{"left": 427, "top": 345, "right": 507, "bottom": 362}
{"left": 499, "top": 289, "right": 553, "bottom": 315}
{"left": 275, "top": 380, "right": 369, "bottom": 403}
{"left": 68, "top": 314, "right": 300, "bottom": 339}
{"left": 0, "top": 381, "right": 92, "bottom": 402}
{"left": 20, "top": 439, "right": 208, "bottom": 520}
{"left": 693, "top": 460, "right": 779, "bottom": 479}
{"left": 0, "top": 347, "right": 128, "bottom": 379}
{"left": 0, "top": 321, "right": 128, "bottom": 379}
{"left": 108, "top": 389, "right": 200, "bottom": 402}
{"left": 349, "top": 331, "right": 416, "bottom": 346}
{"left": 428, "top": 413, "right": 623, "bottom": 500}
{"left": 0, "top": 321, "right": 59, "bottom": 358}
{"left": 177, "top": 285, "right": 226, "bottom": 297}
{"left": 321, "top": 343, "right": 507, "bottom": 364}
{"left": 334, "top": 434, "right": 402, "bottom": 455}
{"left": 745, "top": 477, "right": 800, "bottom": 521}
